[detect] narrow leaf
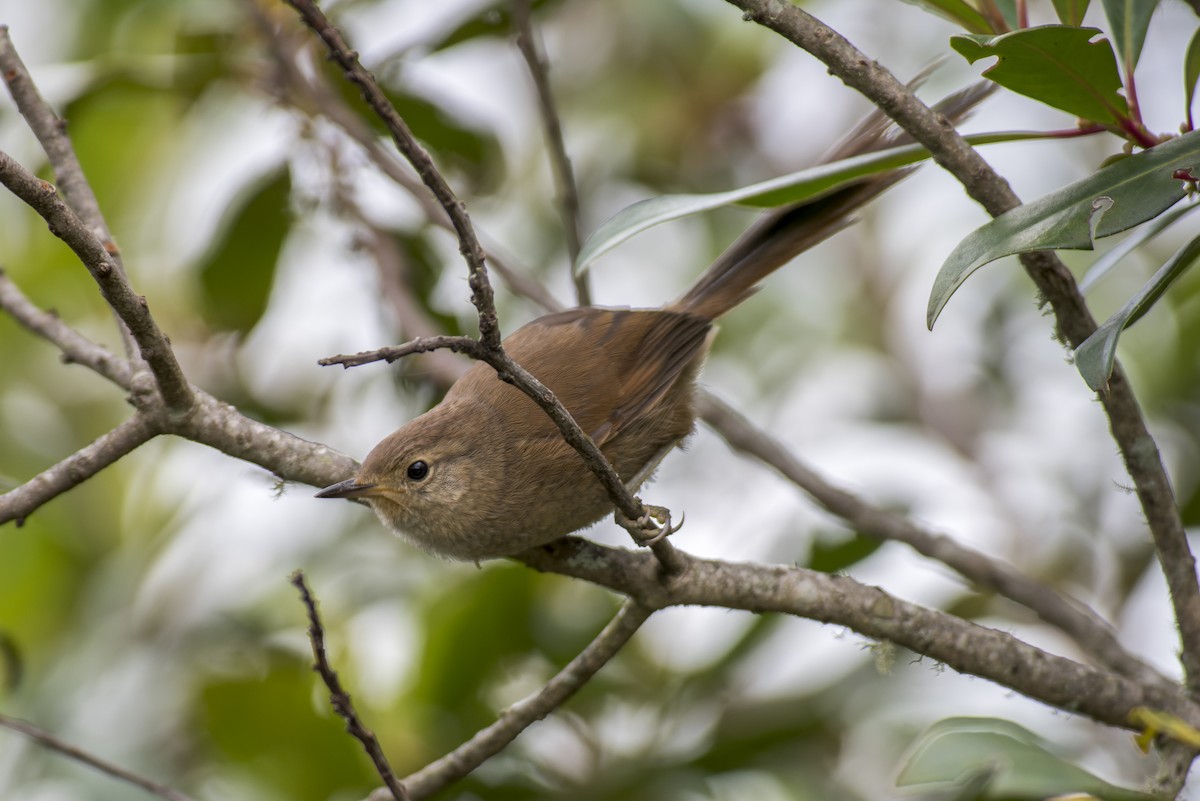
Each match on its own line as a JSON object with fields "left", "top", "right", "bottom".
{"left": 1185, "top": 27, "right": 1200, "bottom": 128}
{"left": 927, "top": 129, "right": 1200, "bottom": 328}
{"left": 898, "top": 0, "right": 994, "bottom": 33}
{"left": 1079, "top": 199, "right": 1200, "bottom": 292}
{"left": 952, "top": 26, "right": 1128, "bottom": 124}
{"left": 1052, "top": 0, "right": 1093, "bottom": 26}
{"left": 1101, "top": 0, "right": 1160, "bottom": 70}
{"left": 576, "top": 130, "right": 1053, "bottom": 276}
{"left": 1075, "top": 231, "right": 1200, "bottom": 390}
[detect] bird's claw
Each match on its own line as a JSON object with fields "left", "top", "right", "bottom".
{"left": 617, "top": 505, "right": 684, "bottom": 546}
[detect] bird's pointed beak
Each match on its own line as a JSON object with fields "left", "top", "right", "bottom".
{"left": 315, "top": 478, "right": 379, "bottom": 499}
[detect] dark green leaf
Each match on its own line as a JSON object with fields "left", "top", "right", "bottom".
{"left": 429, "top": 0, "right": 561, "bottom": 51}
{"left": 951, "top": 26, "right": 1128, "bottom": 124}
{"left": 898, "top": 0, "right": 994, "bottom": 33}
{"left": 927, "top": 129, "right": 1200, "bottom": 328}
{"left": 1186, "top": 27, "right": 1200, "bottom": 127}
{"left": 808, "top": 532, "right": 885, "bottom": 573}
{"left": 383, "top": 90, "right": 503, "bottom": 187}
{"left": 576, "top": 130, "right": 1051, "bottom": 276}
{"left": 1052, "top": 0, "right": 1093, "bottom": 26}
{"left": 322, "top": 61, "right": 503, "bottom": 189}
{"left": 1101, "top": 0, "right": 1160, "bottom": 70}
{"left": 897, "top": 717, "right": 1156, "bottom": 800}
{"left": 1075, "top": 231, "right": 1200, "bottom": 390}
{"left": 197, "top": 167, "right": 291, "bottom": 333}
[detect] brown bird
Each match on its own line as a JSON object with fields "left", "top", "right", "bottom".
{"left": 317, "top": 87, "right": 986, "bottom": 560}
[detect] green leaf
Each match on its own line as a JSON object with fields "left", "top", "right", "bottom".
{"left": 1186, "top": 27, "right": 1200, "bottom": 127}
{"left": 1079, "top": 199, "right": 1200, "bottom": 292}
{"left": 428, "top": 0, "right": 562, "bottom": 52}
{"left": 1101, "top": 0, "right": 1160, "bottom": 70}
{"left": 897, "top": 717, "right": 1156, "bottom": 800}
{"left": 322, "top": 60, "right": 503, "bottom": 189}
{"left": 809, "top": 532, "right": 885, "bottom": 573}
{"left": 197, "top": 167, "right": 291, "bottom": 334}
{"left": 898, "top": 0, "right": 994, "bottom": 33}
{"left": 384, "top": 90, "right": 503, "bottom": 187}
{"left": 200, "top": 654, "right": 375, "bottom": 799}
{"left": 1075, "top": 231, "right": 1200, "bottom": 390}
{"left": 409, "top": 565, "right": 542, "bottom": 742}
{"left": 575, "top": 130, "right": 1051, "bottom": 276}
{"left": 927, "top": 129, "right": 1200, "bottom": 328}
{"left": 1052, "top": 0, "right": 1093, "bottom": 26}
{"left": 951, "top": 26, "right": 1129, "bottom": 124}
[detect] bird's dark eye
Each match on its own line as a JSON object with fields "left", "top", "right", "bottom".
{"left": 406, "top": 460, "right": 429, "bottom": 481}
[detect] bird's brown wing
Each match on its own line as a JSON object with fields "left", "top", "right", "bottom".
{"left": 453, "top": 307, "right": 710, "bottom": 445}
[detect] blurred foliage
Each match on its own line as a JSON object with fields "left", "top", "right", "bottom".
{"left": 197, "top": 166, "right": 291, "bottom": 333}
{"left": 0, "top": 1, "right": 1197, "bottom": 800}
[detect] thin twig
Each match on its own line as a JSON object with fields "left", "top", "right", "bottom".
{"left": 0, "top": 413, "right": 162, "bottom": 525}
{"left": 244, "top": 0, "right": 565, "bottom": 312}
{"left": 342, "top": 204, "right": 471, "bottom": 391}
{"left": 0, "top": 713, "right": 196, "bottom": 801}
{"left": 698, "top": 392, "right": 1173, "bottom": 689}
{"left": 291, "top": 571, "right": 411, "bottom": 801}
{"left": 319, "top": 336, "right": 480, "bottom": 368}
{"left": 0, "top": 269, "right": 133, "bottom": 388}
{"left": 282, "top": 0, "right": 499, "bottom": 349}
{"left": 511, "top": 0, "right": 589, "bottom": 305}
{"left": 378, "top": 600, "right": 653, "bottom": 801}
{"left": 724, "top": 0, "right": 1200, "bottom": 697}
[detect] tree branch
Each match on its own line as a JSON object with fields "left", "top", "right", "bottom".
{"left": 1152, "top": 741, "right": 1197, "bottom": 798}
{"left": 511, "top": 0, "right": 589, "bottom": 305}
{"left": 380, "top": 599, "right": 653, "bottom": 801}
{"left": 723, "top": 0, "right": 1200, "bottom": 697}
{"left": 519, "top": 537, "right": 1198, "bottom": 733}
{"left": 167, "top": 389, "right": 356, "bottom": 488}
{"left": 1, "top": 25, "right": 138, "bottom": 366}
{"left": 0, "top": 266, "right": 348, "bottom": 519}
{"left": 0, "top": 413, "right": 162, "bottom": 525}
{"left": 0, "top": 27, "right": 114, "bottom": 248}
{"left": 292, "top": 571, "right": 410, "bottom": 801}
{"left": 0, "top": 149, "right": 193, "bottom": 413}
{"left": 0, "top": 713, "right": 196, "bottom": 801}
{"left": 698, "top": 392, "right": 1172, "bottom": 689}
{"left": 0, "top": 268, "right": 133, "bottom": 388}
{"left": 319, "top": 337, "right": 482, "bottom": 369}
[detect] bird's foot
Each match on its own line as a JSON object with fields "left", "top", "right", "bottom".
{"left": 617, "top": 504, "right": 684, "bottom": 546}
